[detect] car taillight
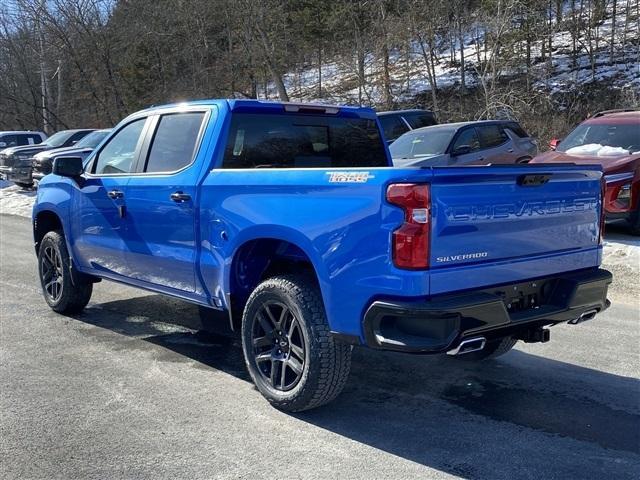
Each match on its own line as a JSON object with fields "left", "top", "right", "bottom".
{"left": 599, "top": 175, "right": 606, "bottom": 244}
{"left": 386, "top": 183, "right": 431, "bottom": 269}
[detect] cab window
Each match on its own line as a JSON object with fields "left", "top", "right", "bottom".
{"left": 93, "top": 119, "right": 146, "bottom": 175}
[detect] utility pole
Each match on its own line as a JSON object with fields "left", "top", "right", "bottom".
{"left": 36, "top": 0, "right": 51, "bottom": 133}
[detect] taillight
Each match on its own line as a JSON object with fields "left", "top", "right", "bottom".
{"left": 386, "top": 183, "right": 431, "bottom": 269}
{"left": 598, "top": 175, "right": 606, "bottom": 244}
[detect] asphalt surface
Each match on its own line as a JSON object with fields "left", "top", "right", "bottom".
{"left": 1, "top": 214, "right": 638, "bottom": 479}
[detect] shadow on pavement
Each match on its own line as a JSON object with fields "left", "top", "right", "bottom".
{"left": 73, "top": 292, "right": 640, "bottom": 478}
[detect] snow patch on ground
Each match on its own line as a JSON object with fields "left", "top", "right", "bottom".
{"left": 0, "top": 180, "right": 35, "bottom": 218}
{"left": 603, "top": 238, "right": 640, "bottom": 266}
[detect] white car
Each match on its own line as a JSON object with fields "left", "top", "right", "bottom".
{"left": 0, "top": 131, "right": 47, "bottom": 150}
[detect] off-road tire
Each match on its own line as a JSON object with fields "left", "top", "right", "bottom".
{"left": 241, "top": 274, "right": 352, "bottom": 412}
{"left": 38, "top": 230, "right": 92, "bottom": 314}
{"left": 453, "top": 336, "right": 518, "bottom": 361}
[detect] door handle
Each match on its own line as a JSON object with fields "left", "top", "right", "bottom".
{"left": 170, "top": 191, "right": 191, "bottom": 203}
{"left": 107, "top": 189, "right": 124, "bottom": 199}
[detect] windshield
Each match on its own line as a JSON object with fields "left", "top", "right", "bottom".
{"left": 389, "top": 127, "right": 454, "bottom": 159}
{"left": 75, "top": 130, "right": 109, "bottom": 148}
{"left": 558, "top": 123, "right": 640, "bottom": 155}
{"left": 43, "top": 131, "right": 74, "bottom": 148}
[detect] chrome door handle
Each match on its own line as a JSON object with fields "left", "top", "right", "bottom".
{"left": 170, "top": 191, "right": 191, "bottom": 202}
{"left": 107, "top": 189, "right": 124, "bottom": 199}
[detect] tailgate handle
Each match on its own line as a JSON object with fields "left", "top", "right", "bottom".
{"left": 517, "top": 174, "right": 552, "bottom": 187}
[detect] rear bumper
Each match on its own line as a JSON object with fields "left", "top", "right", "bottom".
{"left": 362, "top": 268, "right": 612, "bottom": 354}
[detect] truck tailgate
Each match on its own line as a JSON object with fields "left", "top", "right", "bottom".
{"left": 428, "top": 165, "right": 603, "bottom": 294}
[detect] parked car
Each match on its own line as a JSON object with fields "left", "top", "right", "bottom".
{"left": 390, "top": 120, "right": 538, "bottom": 166}
{"left": 0, "top": 131, "right": 47, "bottom": 149}
{"left": 531, "top": 110, "right": 640, "bottom": 235}
{"left": 377, "top": 109, "right": 437, "bottom": 143}
{"left": 33, "top": 99, "right": 610, "bottom": 412}
{"left": 0, "top": 129, "right": 95, "bottom": 188}
{"left": 32, "top": 129, "right": 112, "bottom": 182}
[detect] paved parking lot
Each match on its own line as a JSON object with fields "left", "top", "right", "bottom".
{"left": 1, "top": 214, "right": 638, "bottom": 479}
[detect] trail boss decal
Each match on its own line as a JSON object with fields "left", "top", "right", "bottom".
{"left": 326, "top": 171, "right": 374, "bottom": 183}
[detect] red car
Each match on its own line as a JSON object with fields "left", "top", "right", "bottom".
{"left": 531, "top": 110, "right": 640, "bottom": 235}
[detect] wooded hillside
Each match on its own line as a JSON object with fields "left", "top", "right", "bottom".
{"left": 1, "top": 0, "right": 638, "bottom": 144}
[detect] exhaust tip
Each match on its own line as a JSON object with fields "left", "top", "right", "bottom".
{"left": 569, "top": 308, "right": 599, "bottom": 325}
{"left": 447, "top": 337, "right": 486, "bottom": 356}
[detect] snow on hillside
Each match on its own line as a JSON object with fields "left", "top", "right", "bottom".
{"left": 261, "top": 0, "right": 639, "bottom": 107}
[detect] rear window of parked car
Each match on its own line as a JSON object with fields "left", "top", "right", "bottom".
{"left": 223, "top": 113, "right": 389, "bottom": 168}
{"left": 504, "top": 122, "right": 529, "bottom": 138}
{"left": 403, "top": 112, "right": 437, "bottom": 129}
{"left": 378, "top": 115, "right": 409, "bottom": 142}
{"left": 477, "top": 125, "right": 508, "bottom": 148}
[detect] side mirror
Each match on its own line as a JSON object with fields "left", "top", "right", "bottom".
{"left": 549, "top": 138, "right": 561, "bottom": 150}
{"left": 52, "top": 156, "right": 84, "bottom": 178}
{"left": 451, "top": 145, "right": 472, "bottom": 156}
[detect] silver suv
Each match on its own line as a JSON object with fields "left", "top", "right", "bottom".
{"left": 390, "top": 120, "right": 538, "bottom": 167}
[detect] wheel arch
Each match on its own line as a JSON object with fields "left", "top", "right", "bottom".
{"left": 33, "top": 209, "right": 64, "bottom": 254}
{"left": 226, "top": 235, "right": 327, "bottom": 332}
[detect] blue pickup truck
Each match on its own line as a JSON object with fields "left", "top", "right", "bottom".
{"left": 33, "top": 100, "right": 612, "bottom": 411}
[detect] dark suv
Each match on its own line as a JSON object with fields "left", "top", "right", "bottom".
{"left": 377, "top": 109, "right": 438, "bottom": 143}
{"left": 390, "top": 120, "right": 538, "bottom": 166}
{"left": 0, "top": 129, "right": 94, "bottom": 188}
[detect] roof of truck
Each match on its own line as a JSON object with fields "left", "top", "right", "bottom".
{"left": 139, "top": 99, "right": 378, "bottom": 119}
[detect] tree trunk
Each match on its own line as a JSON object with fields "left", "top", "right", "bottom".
{"left": 610, "top": 0, "right": 616, "bottom": 64}
{"left": 381, "top": 41, "right": 392, "bottom": 109}
{"left": 458, "top": 19, "right": 466, "bottom": 90}
{"left": 268, "top": 62, "right": 289, "bottom": 102}
{"left": 317, "top": 45, "right": 322, "bottom": 98}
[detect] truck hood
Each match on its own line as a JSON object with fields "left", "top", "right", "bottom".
{"left": 34, "top": 145, "right": 93, "bottom": 161}
{"left": 531, "top": 149, "right": 640, "bottom": 175}
{"left": 0, "top": 144, "right": 51, "bottom": 157}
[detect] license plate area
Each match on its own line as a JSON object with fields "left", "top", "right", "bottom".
{"left": 489, "top": 279, "right": 556, "bottom": 314}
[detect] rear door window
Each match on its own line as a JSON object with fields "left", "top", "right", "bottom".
{"left": 402, "top": 112, "right": 437, "bottom": 129}
{"left": 378, "top": 115, "right": 409, "bottom": 142}
{"left": 144, "top": 112, "right": 205, "bottom": 173}
{"left": 223, "top": 113, "right": 388, "bottom": 169}
{"left": 504, "top": 122, "right": 529, "bottom": 138}
{"left": 477, "top": 125, "right": 508, "bottom": 149}
{"left": 26, "top": 134, "right": 42, "bottom": 145}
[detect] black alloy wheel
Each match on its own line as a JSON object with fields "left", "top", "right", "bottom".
{"left": 251, "top": 301, "right": 306, "bottom": 391}
{"left": 40, "top": 244, "right": 64, "bottom": 303}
